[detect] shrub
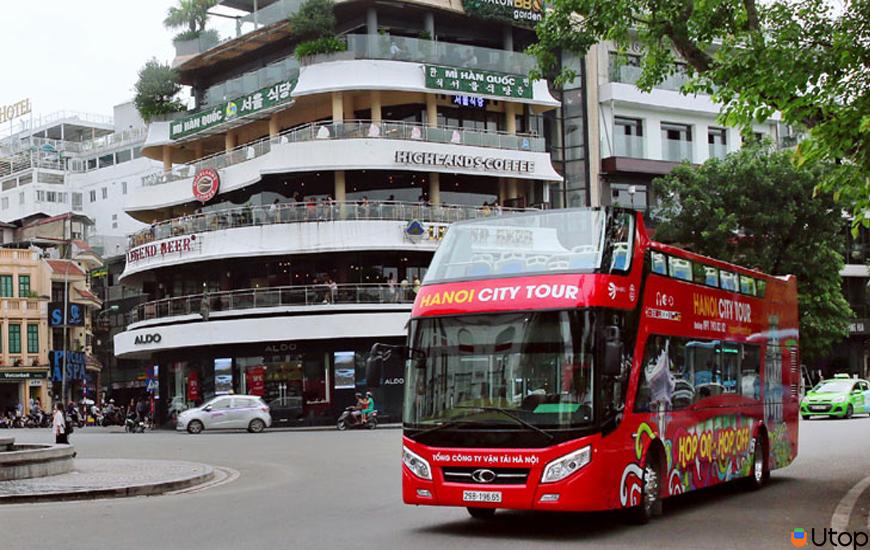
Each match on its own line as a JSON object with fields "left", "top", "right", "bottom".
{"left": 294, "top": 36, "right": 347, "bottom": 58}
{"left": 289, "top": 0, "right": 337, "bottom": 41}
{"left": 133, "top": 58, "right": 186, "bottom": 122}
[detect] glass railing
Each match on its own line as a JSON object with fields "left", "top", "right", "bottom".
{"left": 142, "top": 119, "right": 545, "bottom": 186}
{"left": 128, "top": 282, "right": 415, "bottom": 324}
{"left": 613, "top": 134, "right": 645, "bottom": 158}
{"left": 609, "top": 63, "right": 691, "bottom": 92}
{"left": 128, "top": 200, "right": 536, "bottom": 249}
{"left": 203, "top": 57, "right": 301, "bottom": 107}
{"left": 708, "top": 143, "right": 728, "bottom": 160}
{"left": 662, "top": 140, "right": 693, "bottom": 162}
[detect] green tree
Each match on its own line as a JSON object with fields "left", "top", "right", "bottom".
{"left": 530, "top": 0, "right": 869, "bottom": 228}
{"left": 164, "top": 0, "right": 217, "bottom": 40}
{"left": 289, "top": 0, "right": 337, "bottom": 41}
{"left": 653, "top": 146, "right": 853, "bottom": 364}
{"left": 133, "top": 59, "right": 186, "bottom": 122}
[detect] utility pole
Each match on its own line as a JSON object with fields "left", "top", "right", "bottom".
{"left": 61, "top": 215, "right": 70, "bottom": 404}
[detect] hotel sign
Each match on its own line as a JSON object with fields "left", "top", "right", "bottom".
{"left": 395, "top": 150, "right": 535, "bottom": 174}
{"left": 425, "top": 65, "right": 532, "bottom": 99}
{"left": 0, "top": 98, "right": 32, "bottom": 124}
{"left": 170, "top": 78, "right": 298, "bottom": 140}
{"left": 462, "top": 0, "right": 544, "bottom": 27}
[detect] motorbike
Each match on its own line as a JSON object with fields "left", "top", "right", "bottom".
{"left": 336, "top": 406, "right": 378, "bottom": 430}
{"left": 125, "top": 414, "right": 150, "bottom": 433}
{"left": 100, "top": 410, "right": 123, "bottom": 427}
{"left": 24, "top": 410, "right": 50, "bottom": 429}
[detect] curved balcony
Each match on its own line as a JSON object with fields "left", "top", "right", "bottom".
{"left": 129, "top": 200, "right": 531, "bottom": 248}
{"left": 122, "top": 201, "right": 535, "bottom": 280}
{"left": 128, "top": 283, "right": 414, "bottom": 326}
{"left": 142, "top": 119, "right": 546, "bottom": 187}
{"left": 114, "top": 283, "right": 412, "bottom": 359}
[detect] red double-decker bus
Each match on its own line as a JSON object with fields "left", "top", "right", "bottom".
{"left": 394, "top": 207, "right": 799, "bottom": 522}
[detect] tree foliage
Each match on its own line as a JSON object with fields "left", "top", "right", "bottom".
{"left": 530, "top": 0, "right": 870, "bottom": 228}
{"left": 289, "top": 0, "right": 337, "bottom": 41}
{"left": 133, "top": 59, "right": 186, "bottom": 122}
{"left": 653, "top": 146, "right": 853, "bottom": 364}
{"left": 164, "top": 0, "right": 217, "bottom": 39}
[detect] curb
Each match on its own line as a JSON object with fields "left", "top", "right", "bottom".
{"left": 0, "top": 464, "right": 215, "bottom": 505}
{"left": 265, "top": 423, "right": 403, "bottom": 433}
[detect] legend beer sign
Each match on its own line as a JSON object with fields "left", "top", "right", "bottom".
{"left": 127, "top": 234, "right": 200, "bottom": 265}
{"left": 0, "top": 98, "right": 32, "bottom": 124}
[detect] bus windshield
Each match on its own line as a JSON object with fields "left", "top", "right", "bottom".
{"left": 404, "top": 310, "right": 595, "bottom": 430}
{"left": 424, "top": 208, "right": 632, "bottom": 284}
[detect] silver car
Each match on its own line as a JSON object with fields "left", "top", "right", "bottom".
{"left": 176, "top": 395, "right": 271, "bottom": 434}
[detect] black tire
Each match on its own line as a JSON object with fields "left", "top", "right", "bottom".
{"left": 366, "top": 418, "right": 378, "bottom": 429}
{"left": 845, "top": 405, "right": 853, "bottom": 419}
{"left": 801, "top": 415, "right": 810, "bottom": 421}
{"left": 336, "top": 419, "right": 347, "bottom": 431}
{"left": 187, "top": 420, "right": 204, "bottom": 434}
{"left": 629, "top": 456, "right": 662, "bottom": 524}
{"left": 466, "top": 507, "right": 496, "bottom": 520}
{"left": 746, "top": 435, "right": 769, "bottom": 490}
{"left": 248, "top": 418, "right": 266, "bottom": 433}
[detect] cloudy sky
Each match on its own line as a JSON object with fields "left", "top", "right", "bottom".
{"left": 1, "top": 1, "right": 204, "bottom": 120}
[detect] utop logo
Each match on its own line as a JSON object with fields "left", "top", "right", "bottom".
{"left": 192, "top": 168, "right": 220, "bottom": 203}
{"left": 791, "top": 528, "right": 807, "bottom": 548}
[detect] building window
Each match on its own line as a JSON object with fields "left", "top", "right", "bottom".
{"left": 9, "top": 324, "right": 21, "bottom": 354}
{"left": 661, "top": 122, "right": 693, "bottom": 162}
{"left": 708, "top": 127, "right": 727, "bottom": 159}
{"left": 101, "top": 187, "right": 108, "bottom": 200}
{"left": 1, "top": 197, "right": 8, "bottom": 210}
{"left": 0, "top": 275, "right": 12, "bottom": 297}
{"left": 18, "top": 192, "right": 24, "bottom": 205}
{"left": 36, "top": 191, "right": 45, "bottom": 202}
{"left": 46, "top": 191, "right": 57, "bottom": 203}
{"left": 89, "top": 190, "right": 96, "bottom": 202}
{"left": 121, "top": 181, "right": 128, "bottom": 195}
{"left": 112, "top": 213, "right": 118, "bottom": 229}
{"left": 27, "top": 324, "right": 38, "bottom": 354}
{"left": 18, "top": 275, "right": 30, "bottom": 297}
{"left": 72, "top": 192, "right": 82, "bottom": 211}
{"left": 614, "top": 117, "right": 644, "bottom": 158}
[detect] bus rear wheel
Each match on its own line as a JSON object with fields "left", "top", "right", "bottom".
{"left": 466, "top": 507, "right": 496, "bottom": 520}
{"left": 747, "top": 435, "right": 769, "bottom": 490}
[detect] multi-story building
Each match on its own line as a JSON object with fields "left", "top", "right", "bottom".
{"left": 0, "top": 248, "right": 51, "bottom": 416}
{"left": 114, "top": 0, "right": 568, "bottom": 423}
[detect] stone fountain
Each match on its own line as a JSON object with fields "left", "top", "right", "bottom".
{"left": 0, "top": 437, "right": 75, "bottom": 481}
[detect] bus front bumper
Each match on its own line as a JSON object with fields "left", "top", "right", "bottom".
{"left": 402, "top": 437, "right": 610, "bottom": 512}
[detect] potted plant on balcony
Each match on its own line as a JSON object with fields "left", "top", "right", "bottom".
{"left": 289, "top": 0, "right": 350, "bottom": 64}
{"left": 133, "top": 59, "right": 186, "bottom": 122}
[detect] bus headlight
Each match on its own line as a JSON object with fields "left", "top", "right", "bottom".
{"left": 402, "top": 446, "right": 432, "bottom": 480}
{"left": 541, "top": 446, "right": 591, "bottom": 484}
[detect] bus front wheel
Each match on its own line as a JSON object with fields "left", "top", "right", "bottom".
{"left": 466, "top": 507, "right": 496, "bottom": 520}
{"left": 630, "top": 457, "right": 662, "bottom": 524}
{"left": 747, "top": 435, "right": 769, "bottom": 490}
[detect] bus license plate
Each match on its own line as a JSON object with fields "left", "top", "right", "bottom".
{"left": 463, "top": 490, "right": 502, "bottom": 503}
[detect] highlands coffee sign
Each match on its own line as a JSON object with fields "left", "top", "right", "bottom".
{"left": 169, "top": 78, "right": 298, "bottom": 140}
{"left": 425, "top": 65, "right": 532, "bottom": 99}
{"left": 127, "top": 234, "right": 200, "bottom": 265}
{"left": 395, "top": 150, "right": 535, "bottom": 174}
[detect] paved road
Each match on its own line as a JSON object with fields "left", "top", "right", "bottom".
{"left": 2, "top": 418, "right": 869, "bottom": 550}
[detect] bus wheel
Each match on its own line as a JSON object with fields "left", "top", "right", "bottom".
{"left": 630, "top": 458, "right": 662, "bottom": 524}
{"left": 747, "top": 436, "right": 769, "bottom": 490}
{"left": 466, "top": 507, "right": 496, "bottom": 520}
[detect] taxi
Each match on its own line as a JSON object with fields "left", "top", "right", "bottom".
{"left": 801, "top": 374, "right": 870, "bottom": 419}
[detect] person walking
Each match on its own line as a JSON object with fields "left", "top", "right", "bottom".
{"left": 53, "top": 403, "right": 68, "bottom": 444}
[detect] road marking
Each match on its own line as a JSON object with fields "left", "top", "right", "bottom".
{"left": 831, "top": 474, "right": 870, "bottom": 532}
{"left": 166, "top": 466, "right": 240, "bottom": 495}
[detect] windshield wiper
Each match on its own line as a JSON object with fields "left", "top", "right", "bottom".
{"left": 453, "top": 406, "right": 555, "bottom": 440}
{"left": 408, "top": 415, "right": 486, "bottom": 439}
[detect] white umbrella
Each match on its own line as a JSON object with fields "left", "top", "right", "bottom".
{"left": 80, "top": 398, "right": 95, "bottom": 405}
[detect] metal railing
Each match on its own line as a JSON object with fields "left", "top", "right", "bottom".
{"left": 128, "top": 200, "right": 534, "bottom": 248}
{"left": 143, "top": 119, "right": 544, "bottom": 186}
{"left": 609, "top": 63, "right": 691, "bottom": 92}
{"left": 129, "top": 282, "right": 414, "bottom": 324}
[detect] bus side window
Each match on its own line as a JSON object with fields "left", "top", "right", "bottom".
{"left": 739, "top": 275, "right": 756, "bottom": 296}
{"left": 720, "top": 271, "right": 739, "bottom": 292}
{"left": 740, "top": 344, "right": 762, "bottom": 399}
{"left": 650, "top": 251, "right": 667, "bottom": 275}
{"left": 668, "top": 257, "right": 693, "bottom": 282}
{"left": 720, "top": 343, "right": 740, "bottom": 393}
{"left": 634, "top": 335, "right": 694, "bottom": 412}
{"left": 756, "top": 279, "right": 766, "bottom": 298}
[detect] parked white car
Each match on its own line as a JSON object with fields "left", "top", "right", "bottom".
{"left": 177, "top": 395, "right": 271, "bottom": 434}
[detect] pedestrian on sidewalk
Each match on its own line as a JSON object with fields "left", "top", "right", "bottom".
{"left": 53, "top": 403, "right": 68, "bottom": 444}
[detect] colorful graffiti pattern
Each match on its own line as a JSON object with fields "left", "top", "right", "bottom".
{"left": 619, "top": 415, "right": 794, "bottom": 507}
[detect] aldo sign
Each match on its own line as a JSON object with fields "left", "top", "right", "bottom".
{"left": 134, "top": 333, "right": 162, "bottom": 345}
